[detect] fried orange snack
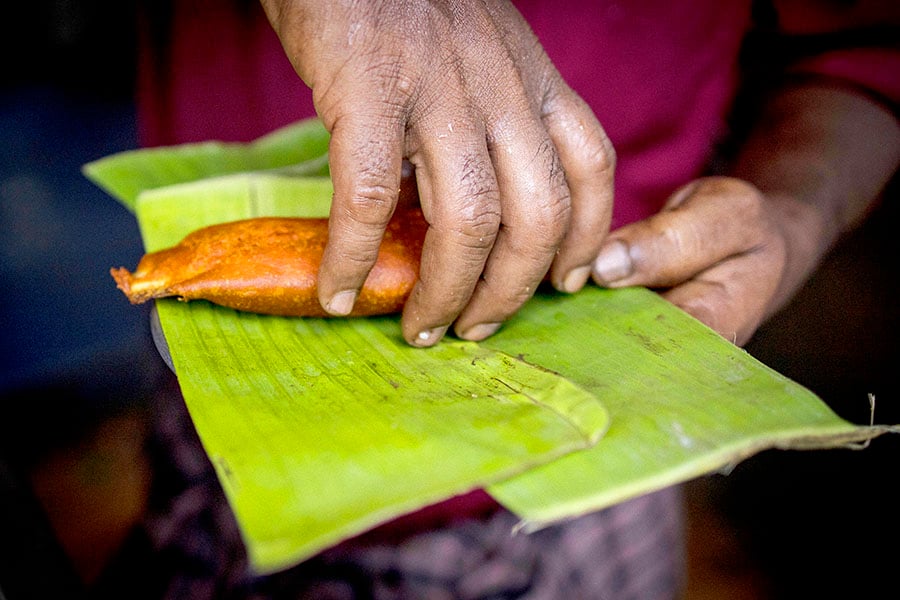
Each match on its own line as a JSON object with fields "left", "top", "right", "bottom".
{"left": 111, "top": 208, "right": 428, "bottom": 317}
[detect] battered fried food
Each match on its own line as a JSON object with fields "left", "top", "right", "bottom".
{"left": 111, "top": 208, "right": 427, "bottom": 317}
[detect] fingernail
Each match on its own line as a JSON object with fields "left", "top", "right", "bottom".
{"left": 458, "top": 322, "right": 501, "bottom": 341}
{"left": 412, "top": 325, "right": 449, "bottom": 347}
{"left": 326, "top": 290, "right": 357, "bottom": 316}
{"left": 562, "top": 265, "right": 592, "bottom": 293}
{"left": 593, "top": 240, "right": 633, "bottom": 283}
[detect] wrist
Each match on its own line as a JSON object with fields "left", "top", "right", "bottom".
{"left": 762, "top": 191, "right": 832, "bottom": 316}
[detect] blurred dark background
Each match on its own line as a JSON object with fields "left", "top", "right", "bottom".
{"left": 1, "top": 1, "right": 148, "bottom": 391}
{"left": 713, "top": 187, "right": 900, "bottom": 599}
{"left": 0, "top": 1, "right": 897, "bottom": 599}
{"left": 1, "top": 2, "right": 166, "bottom": 597}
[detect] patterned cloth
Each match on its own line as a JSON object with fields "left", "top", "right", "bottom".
{"left": 139, "top": 380, "right": 686, "bottom": 600}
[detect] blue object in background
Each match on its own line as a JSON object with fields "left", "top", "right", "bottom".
{"left": 0, "top": 86, "right": 150, "bottom": 391}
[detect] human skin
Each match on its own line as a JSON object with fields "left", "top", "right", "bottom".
{"left": 259, "top": 0, "right": 615, "bottom": 347}
{"left": 592, "top": 84, "right": 900, "bottom": 346}
{"left": 260, "top": 1, "right": 898, "bottom": 350}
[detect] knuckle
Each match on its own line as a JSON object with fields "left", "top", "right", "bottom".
{"left": 585, "top": 128, "right": 617, "bottom": 176}
{"left": 332, "top": 246, "right": 382, "bottom": 271}
{"left": 349, "top": 178, "right": 398, "bottom": 224}
{"left": 433, "top": 152, "right": 502, "bottom": 245}
{"left": 657, "top": 221, "right": 690, "bottom": 253}
{"left": 696, "top": 176, "right": 763, "bottom": 213}
{"left": 450, "top": 209, "right": 501, "bottom": 252}
{"left": 480, "top": 273, "right": 540, "bottom": 315}
{"left": 338, "top": 139, "right": 402, "bottom": 227}
{"left": 727, "top": 179, "right": 765, "bottom": 217}
{"left": 526, "top": 204, "right": 571, "bottom": 259}
{"left": 359, "top": 54, "right": 419, "bottom": 112}
{"left": 543, "top": 90, "right": 617, "bottom": 179}
{"left": 528, "top": 141, "right": 573, "bottom": 237}
{"left": 534, "top": 137, "right": 568, "bottom": 191}
{"left": 459, "top": 152, "right": 501, "bottom": 208}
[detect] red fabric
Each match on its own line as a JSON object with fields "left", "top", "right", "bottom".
{"left": 136, "top": 0, "right": 315, "bottom": 149}
{"left": 516, "top": 1, "right": 751, "bottom": 227}
{"left": 771, "top": 0, "right": 900, "bottom": 109}
{"left": 791, "top": 48, "right": 900, "bottom": 108}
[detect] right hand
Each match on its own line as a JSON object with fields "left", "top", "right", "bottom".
{"left": 260, "top": 0, "right": 615, "bottom": 346}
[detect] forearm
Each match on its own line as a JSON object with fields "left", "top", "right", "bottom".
{"left": 730, "top": 82, "right": 900, "bottom": 314}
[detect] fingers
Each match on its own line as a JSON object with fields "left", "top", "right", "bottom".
{"left": 592, "top": 176, "right": 787, "bottom": 345}
{"left": 444, "top": 9, "right": 616, "bottom": 342}
{"left": 402, "top": 58, "right": 573, "bottom": 345}
{"left": 485, "top": 1, "right": 615, "bottom": 296}
{"left": 542, "top": 89, "right": 616, "bottom": 293}
{"left": 401, "top": 4, "right": 588, "bottom": 345}
{"left": 400, "top": 111, "right": 502, "bottom": 346}
{"left": 592, "top": 178, "right": 768, "bottom": 288}
{"left": 661, "top": 257, "right": 776, "bottom": 346}
{"left": 448, "top": 124, "right": 571, "bottom": 342}
{"left": 317, "top": 109, "right": 405, "bottom": 316}
{"left": 443, "top": 77, "right": 577, "bottom": 339}
{"left": 269, "top": 0, "right": 617, "bottom": 346}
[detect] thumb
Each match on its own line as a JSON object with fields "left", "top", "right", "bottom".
{"left": 592, "top": 177, "right": 765, "bottom": 288}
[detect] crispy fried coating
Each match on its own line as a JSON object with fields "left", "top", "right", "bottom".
{"left": 111, "top": 208, "right": 427, "bottom": 317}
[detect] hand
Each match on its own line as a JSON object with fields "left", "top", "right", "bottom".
{"left": 591, "top": 176, "right": 817, "bottom": 346}
{"left": 260, "top": 0, "right": 615, "bottom": 346}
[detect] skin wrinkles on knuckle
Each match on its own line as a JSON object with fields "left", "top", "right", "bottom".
{"left": 325, "top": 243, "right": 382, "bottom": 272}
{"left": 525, "top": 192, "right": 571, "bottom": 254}
{"left": 485, "top": 134, "right": 572, "bottom": 256}
{"left": 417, "top": 247, "right": 489, "bottom": 304}
{"left": 316, "top": 51, "right": 421, "bottom": 126}
{"left": 655, "top": 196, "right": 746, "bottom": 274}
{"left": 324, "top": 214, "right": 387, "bottom": 270}
{"left": 508, "top": 238, "right": 558, "bottom": 272}
{"left": 344, "top": 179, "right": 399, "bottom": 226}
{"left": 542, "top": 98, "right": 616, "bottom": 193}
{"left": 533, "top": 136, "right": 567, "bottom": 187}
{"left": 650, "top": 219, "right": 699, "bottom": 265}
{"left": 427, "top": 152, "right": 501, "bottom": 246}
{"left": 411, "top": 258, "right": 482, "bottom": 319}
{"left": 523, "top": 138, "right": 571, "bottom": 229}
{"left": 475, "top": 271, "right": 540, "bottom": 317}
{"left": 333, "top": 130, "right": 402, "bottom": 224}
{"left": 439, "top": 214, "right": 500, "bottom": 253}
{"left": 581, "top": 124, "right": 617, "bottom": 180}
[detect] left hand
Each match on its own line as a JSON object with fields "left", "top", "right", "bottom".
{"left": 591, "top": 176, "right": 814, "bottom": 346}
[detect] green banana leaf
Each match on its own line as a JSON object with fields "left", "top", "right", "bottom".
{"left": 157, "top": 299, "right": 607, "bottom": 572}
{"left": 83, "top": 118, "right": 331, "bottom": 212}
{"left": 131, "top": 174, "right": 609, "bottom": 573}
{"left": 482, "top": 287, "right": 897, "bottom": 530}
{"left": 84, "top": 117, "right": 897, "bottom": 574}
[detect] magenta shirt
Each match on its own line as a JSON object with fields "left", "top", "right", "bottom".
{"left": 137, "top": 0, "right": 752, "bottom": 228}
